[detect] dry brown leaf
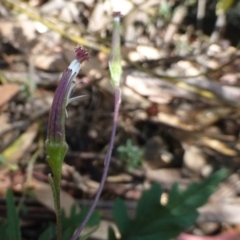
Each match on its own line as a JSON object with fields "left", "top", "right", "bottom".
{"left": 87, "top": 1, "right": 108, "bottom": 32}
{"left": 2, "top": 123, "right": 39, "bottom": 164}
{"left": 156, "top": 112, "right": 195, "bottom": 131}
{"left": 31, "top": 177, "right": 112, "bottom": 240}
{"left": 34, "top": 54, "right": 67, "bottom": 71}
{"left": 126, "top": 74, "right": 173, "bottom": 104}
{"left": 0, "top": 20, "right": 36, "bottom": 51}
{"left": 195, "top": 108, "right": 231, "bottom": 128}
{"left": 30, "top": 178, "right": 80, "bottom": 217}
{"left": 0, "top": 114, "right": 11, "bottom": 135}
{"left": 0, "top": 83, "right": 20, "bottom": 108}
{"left": 183, "top": 145, "right": 207, "bottom": 174}
{"left": 128, "top": 45, "right": 163, "bottom": 61}
{"left": 107, "top": 174, "right": 133, "bottom": 183}
{"left": 220, "top": 73, "right": 239, "bottom": 85}
{"left": 199, "top": 203, "right": 240, "bottom": 224}
{"left": 122, "top": 86, "right": 150, "bottom": 108}
{"left": 200, "top": 137, "right": 237, "bottom": 156}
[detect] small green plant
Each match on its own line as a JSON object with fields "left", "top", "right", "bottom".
{"left": 0, "top": 190, "right": 100, "bottom": 240}
{"left": 1, "top": 169, "right": 227, "bottom": 240}
{"left": 38, "top": 205, "right": 100, "bottom": 240}
{"left": 109, "top": 169, "right": 227, "bottom": 240}
{"left": 0, "top": 189, "right": 21, "bottom": 240}
{"left": 117, "top": 139, "right": 143, "bottom": 170}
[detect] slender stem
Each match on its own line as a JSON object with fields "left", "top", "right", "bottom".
{"left": 49, "top": 175, "right": 62, "bottom": 240}
{"left": 71, "top": 88, "right": 121, "bottom": 240}
{"left": 55, "top": 180, "right": 62, "bottom": 240}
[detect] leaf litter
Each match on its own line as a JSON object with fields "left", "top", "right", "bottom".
{"left": 1, "top": 0, "right": 240, "bottom": 239}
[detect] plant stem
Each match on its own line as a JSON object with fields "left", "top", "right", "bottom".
{"left": 71, "top": 87, "right": 121, "bottom": 240}
{"left": 49, "top": 175, "right": 62, "bottom": 240}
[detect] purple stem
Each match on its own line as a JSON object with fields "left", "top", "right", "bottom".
{"left": 71, "top": 87, "right": 121, "bottom": 240}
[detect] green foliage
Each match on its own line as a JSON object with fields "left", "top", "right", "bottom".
{"left": 38, "top": 222, "right": 56, "bottom": 240}
{"left": 158, "top": 1, "right": 171, "bottom": 20}
{"left": 117, "top": 139, "right": 143, "bottom": 171}
{"left": 61, "top": 205, "right": 100, "bottom": 240}
{"left": 0, "top": 189, "right": 22, "bottom": 240}
{"left": 6, "top": 189, "right": 21, "bottom": 240}
{"left": 1, "top": 189, "right": 100, "bottom": 240}
{"left": 0, "top": 221, "right": 8, "bottom": 240}
{"left": 18, "top": 76, "right": 36, "bottom": 101}
{"left": 38, "top": 204, "right": 100, "bottom": 240}
{"left": 79, "top": 225, "right": 99, "bottom": 240}
{"left": 109, "top": 169, "right": 227, "bottom": 240}
{"left": 1, "top": 170, "right": 226, "bottom": 240}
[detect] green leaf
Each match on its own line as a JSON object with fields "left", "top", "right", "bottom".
{"left": 111, "top": 169, "right": 227, "bottom": 240}
{"left": 113, "top": 198, "right": 130, "bottom": 234}
{"left": 38, "top": 223, "right": 55, "bottom": 240}
{"left": 79, "top": 205, "right": 100, "bottom": 227}
{"left": 6, "top": 189, "right": 21, "bottom": 240}
{"left": 136, "top": 183, "right": 161, "bottom": 218}
{"left": 38, "top": 204, "right": 100, "bottom": 240}
{"left": 0, "top": 221, "right": 8, "bottom": 239}
{"left": 62, "top": 205, "right": 100, "bottom": 240}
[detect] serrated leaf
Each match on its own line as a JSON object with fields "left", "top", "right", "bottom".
{"left": 136, "top": 183, "right": 162, "bottom": 218}
{"left": 111, "top": 169, "right": 227, "bottom": 240}
{"left": 113, "top": 198, "right": 130, "bottom": 234}
{"left": 6, "top": 189, "right": 21, "bottom": 240}
{"left": 167, "top": 168, "right": 227, "bottom": 209}
{"left": 38, "top": 204, "right": 100, "bottom": 240}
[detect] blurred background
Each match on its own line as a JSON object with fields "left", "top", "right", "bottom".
{"left": 1, "top": 0, "right": 240, "bottom": 239}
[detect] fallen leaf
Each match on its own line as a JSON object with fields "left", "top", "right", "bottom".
{"left": 200, "top": 137, "right": 237, "bottom": 156}
{"left": 2, "top": 123, "right": 39, "bottom": 164}
{"left": 0, "top": 84, "right": 20, "bottom": 108}
{"left": 30, "top": 178, "right": 80, "bottom": 217}
{"left": 156, "top": 111, "right": 195, "bottom": 131}
{"left": 34, "top": 54, "right": 67, "bottom": 71}
{"left": 183, "top": 145, "right": 206, "bottom": 174}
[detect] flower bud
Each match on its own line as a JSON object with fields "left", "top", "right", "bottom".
{"left": 47, "top": 47, "right": 89, "bottom": 145}
{"left": 109, "top": 12, "right": 122, "bottom": 87}
{"left": 46, "top": 47, "right": 89, "bottom": 178}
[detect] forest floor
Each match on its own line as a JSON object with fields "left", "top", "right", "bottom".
{"left": 1, "top": 0, "right": 240, "bottom": 239}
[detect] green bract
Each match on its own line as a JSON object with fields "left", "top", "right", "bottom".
{"left": 109, "top": 12, "right": 122, "bottom": 87}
